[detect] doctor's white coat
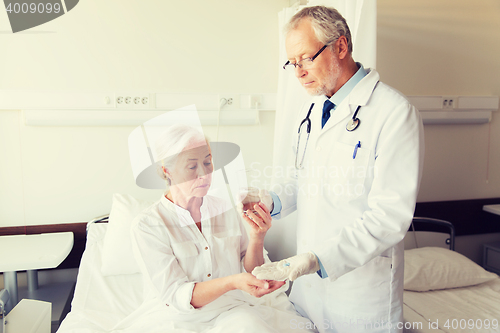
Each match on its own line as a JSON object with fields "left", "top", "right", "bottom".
{"left": 273, "top": 68, "right": 424, "bottom": 333}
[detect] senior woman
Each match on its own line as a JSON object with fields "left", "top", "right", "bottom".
{"left": 130, "top": 124, "right": 315, "bottom": 333}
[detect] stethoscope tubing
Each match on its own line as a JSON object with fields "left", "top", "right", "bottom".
{"left": 295, "top": 103, "right": 362, "bottom": 169}
{"left": 295, "top": 103, "right": 314, "bottom": 169}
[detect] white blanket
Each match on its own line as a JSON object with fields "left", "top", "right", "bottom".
{"left": 403, "top": 278, "right": 500, "bottom": 333}
{"left": 57, "top": 224, "right": 316, "bottom": 333}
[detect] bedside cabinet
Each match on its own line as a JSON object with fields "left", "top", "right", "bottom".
{"left": 483, "top": 242, "right": 500, "bottom": 275}
{"left": 5, "top": 299, "right": 51, "bottom": 333}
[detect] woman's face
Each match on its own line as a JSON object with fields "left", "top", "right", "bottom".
{"left": 167, "top": 142, "right": 213, "bottom": 200}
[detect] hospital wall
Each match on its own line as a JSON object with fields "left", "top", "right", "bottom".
{"left": 0, "top": 0, "right": 499, "bottom": 265}
{"left": 378, "top": 0, "right": 500, "bottom": 203}
{"left": 379, "top": 0, "right": 500, "bottom": 262}
{"left": 0, "top": 0, "right": 286, "bottom": 227}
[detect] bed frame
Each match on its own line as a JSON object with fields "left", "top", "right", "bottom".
{"left": 86, "top": 214, "right": 109, "bottom": 233}
{"left": 408, "top": 217, "right": 455, "bottom": 251}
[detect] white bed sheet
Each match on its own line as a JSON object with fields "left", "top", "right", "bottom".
{"left": 57, "top": 223, "right": 316, "bottom": 333}
{"left": 403, "top": 277, "right": 500, "bottom": 333}
{"left": 57, "top": 223, "right": 144, "bottom": 332}
{"left": 403, "top": 304, "right": 446, "bottom": 333}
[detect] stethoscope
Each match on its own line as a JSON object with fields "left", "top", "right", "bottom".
{"left": 295, "top": 103, "right": 361, "bottom": 170}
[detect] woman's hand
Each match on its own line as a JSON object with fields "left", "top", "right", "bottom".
{"left": 232, "top": 273, "right": 285, "bottom": 298}
{"left": 242, "top": 202, "right": 272, "bottom": 272}
{"left": 191, "top": 273, "right": 286, "bottom": 308}
{"left": 242, "top": 202, "right": 272, "bottom": 241}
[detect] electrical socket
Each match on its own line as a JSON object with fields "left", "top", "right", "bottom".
{"left": 116, "top": 93, "right": 150, "bottom": 108}
{"left": 219, "top": 94, "right": 238, "bottom": 110}
{"left": 442, "top": 96, "right": 457, "bottom": 110}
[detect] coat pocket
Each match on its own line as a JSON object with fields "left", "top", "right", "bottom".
{"left": 326, "top": 255, "right": 393, "bottom": 320}
{"left": 326, "top": 141, "right": 371, "bottom": 198}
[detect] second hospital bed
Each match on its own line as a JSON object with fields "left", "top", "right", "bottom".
{"left": 402, "top": 218, "right": 500, "bottom": 333}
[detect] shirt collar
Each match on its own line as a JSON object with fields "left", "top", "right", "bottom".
{"left": 328, "top": 63, "right": 367, "bottom": 107}
{"left": 160, "top": 194, "right": 210, "bottom": 227}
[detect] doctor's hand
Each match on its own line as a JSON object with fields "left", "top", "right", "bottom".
{"left": 252, "top": 252, "right": 320, "bottom": 282}
{"left": 232, "top": 273, "right": 286, "bottom": 298}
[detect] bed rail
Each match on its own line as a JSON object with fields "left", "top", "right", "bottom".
{"left": 410, "top": 217, "right": 456, "bottom": 251}
{"left": 86, "top": 214, "right": 109, "bottom": 234}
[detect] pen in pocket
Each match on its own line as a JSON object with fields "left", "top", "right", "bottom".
{"left": 353, "top": 141, "right": 361, "bottom": 159}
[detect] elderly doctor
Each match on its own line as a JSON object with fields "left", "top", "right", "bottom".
{"left": 251, "top": 6, "right": 424, "bottom": 333}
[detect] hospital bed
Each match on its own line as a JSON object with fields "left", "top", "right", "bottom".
{"left": 402, "top": 218, "right": 500, "bottom": 333}
{"left": 56, "top": 195, "right": 308, "bottom": 333}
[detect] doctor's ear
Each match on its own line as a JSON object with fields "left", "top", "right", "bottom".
{"left": 336, "top": 36, "right": 349, "bottom": 60}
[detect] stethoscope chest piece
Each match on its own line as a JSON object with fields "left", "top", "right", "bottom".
{"left": 346, "top": 118, "right": 360, "bottom": 131}
{"left": 346, "top": 105, "right": 362, "bottom": 132}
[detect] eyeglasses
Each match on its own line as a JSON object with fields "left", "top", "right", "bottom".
{"left": 283, "top": 45, "right": 329, "bottom": 72}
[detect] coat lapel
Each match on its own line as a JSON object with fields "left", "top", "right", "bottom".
{"left": 318, "top": 68, "right": 380, "bottom": 136}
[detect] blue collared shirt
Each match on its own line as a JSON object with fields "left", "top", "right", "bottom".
{"left": 327, "top": 63, "right": 367, "bottom": 113}
{"left": 270, "top": 191, "right": 282, "bottom": 217}
{"left": 270, "top": 63, "right": 368, "bottom": 279}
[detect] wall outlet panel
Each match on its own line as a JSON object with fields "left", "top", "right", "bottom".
{"left": 116, "top": 93, "right": 150, "bottom": 108}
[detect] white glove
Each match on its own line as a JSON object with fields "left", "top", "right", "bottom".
{"left": 236, "top": 187, "right": 273, "bottom": 216}
{"left": 252, "top": 252, "right": 320, "bottom": 281}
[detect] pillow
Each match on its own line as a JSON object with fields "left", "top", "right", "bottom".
{"left": 404, "top": 247, "right": 498, "bottom": 291}
{"left": 101, "top": 193, "right": 154, "bottom": 276}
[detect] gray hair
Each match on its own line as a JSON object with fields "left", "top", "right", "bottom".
{"left": 285, "top": 6, "right": 353, "bottom": 54}
{"left": 154, "top": 124, "right": 207, "bottom": 185}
